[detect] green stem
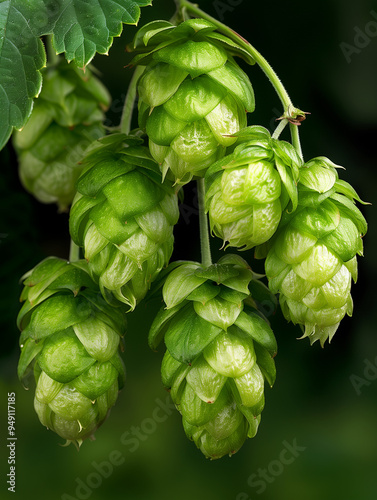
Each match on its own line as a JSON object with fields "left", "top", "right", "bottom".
{"left": 178, "top": 0, "right": 305, "bottom": 156}
{"left": 289, "top": 123, "right": 303, "bottom": 161}
{"left": 197, "top": 178, "right": 212, "bottom": 267}
{"left": 179, "top": 0, "right": 292, "bottom": 110}
{"left": 120, "top": 65, "right": 145, "bottom": 135}
{"left": 46, "top": 35, "right": 59, "bottom": 65}
{"left": 272, "top": 119, "right": 289, "bottom": 140}
{"left": 69, "top": 239, "right": 81, "bottom": 262}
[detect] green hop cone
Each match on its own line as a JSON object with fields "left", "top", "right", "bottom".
{"left": 17, "top": 257, "right": 126, "bottom": 446}
{"left": 265, "top": 157, "right": 368, "bottom": 346}
{"left": 69, "top": 134, "right": 179, "bottom": 310}
{"left": 13, "top": 58, "right": 110, "bottom": 210}
{"left": 149, "top": 255, "right": 277, "bottom": 459}
{"left": 131, "top": 18, "right": 255, "bottom": 185}
{"left": 205, "top": 126, "right": 302, "bottom": 250}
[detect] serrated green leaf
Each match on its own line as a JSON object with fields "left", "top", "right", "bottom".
{"left": 48, "top": 0, "right": 152, "bottom": 67}
{"left": 0, "top": 0, "right": 46, "bottom": 150}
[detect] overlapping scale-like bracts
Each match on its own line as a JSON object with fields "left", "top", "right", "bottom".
{"left": 205, "top": 126, "right": 301, "bottom": 250}
{"left": 17, "top": 258, "right": 126, "bottom": 446}
{"left": 131, "top": 18, "right": 255, "bottom": 185}
{"left": 265, "top": 157, "right": 367, "bottom": 346}
{"left": 149, "top": 255, "right": 277, "bottom": 458}
{"left": 13, "top": 58, "right": 110, "bottom": 210}
{"left": 69, "top": 134, "right": 179, "bottom": 309}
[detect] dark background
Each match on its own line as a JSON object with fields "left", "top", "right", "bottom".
{"left": 1, "top": 1, "right": 376, "bottom": 499}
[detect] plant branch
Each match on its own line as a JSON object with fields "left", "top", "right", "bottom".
{"left": 120, "top": 65, "right": 145, "bottom": 135}
{"left": 272, "top": 119, "right": 288, "bottom": 140}
{"left": 178, "top": 1, "right": 295, "bottom": 112}
{"left": 197, "top": 178, "right": 212, "bottom": 267}
{"left": 289, "top": 123, "right": 303, "bottom": 161}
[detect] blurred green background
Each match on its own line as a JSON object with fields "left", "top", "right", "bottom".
{"left": 1, "top": 0, "right": 376, "bottom": 499}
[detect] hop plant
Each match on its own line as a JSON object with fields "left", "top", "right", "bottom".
{"left": 131, "top": 18, "right": 255, "bottom": 185}
{"left": 4, "top": 0, "right": 369, "bottom": 464}
{"left": 205, "top": 126, "right": 301, "bottom": 250}
{"left": 69, "top": 134, "right": 179, "bottom": 310}
{"left": 265, "top": 157, "right": 368, "bottom": 346}
{"left": 17, "top": 257, "right": 126, "bottom": 446}
{"left": 149, "top": 255, "right": 277, "bottom": 459}
{"left": 13, "top": 58, "right": 110, "bottom": 210}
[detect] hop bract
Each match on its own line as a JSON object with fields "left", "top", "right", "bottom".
{"left": 69, "top": 134, "right": 179, "bottom": 310}
{"left": 205, "top": 126, "right": 301, "bottom": 250}
{"left": 265, "top": 157, "right": 368, "bottom": 346}
{"left": 149, "top": 255, "right": 277, "bottom": 459}
{"left": 131, "top": 18, "right": 255, "bottom": 185}
{"left": 13, "top": 59, "right": 110, "bottom": 210}
{"left": 17, "top": 258, "right": 126, "bottom": 446}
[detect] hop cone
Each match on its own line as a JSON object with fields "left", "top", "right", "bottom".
{"left": 131, "top": 18, "right": 255, "bottom": 185}
{"left": 265, "top": 157, "right": 368, "bottom": 346}
{"left": 69, "top": 134, "right": 179, "bottom": 310}
{"left": 17, "top": 257, "right": 126, "bottom": 446}
{"left": 149, "top": 255, "right": 277, "bottom": 459}
{"left": 205, "top": 126, "right": 301, "bottom": 250}
{"left": 13, "top": 58, "right": 110, "bottom": 210}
